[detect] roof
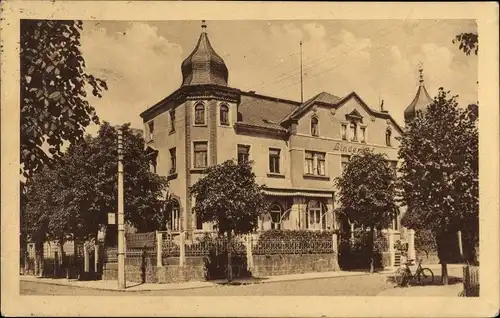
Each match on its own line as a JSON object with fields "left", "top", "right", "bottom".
{"left": 281, "top": 91, "right": 341, "bottom": 122}
{"left": 280, "top": 90, "right": 404, "bottom": 135}
{"left": 181, "top": 29, "right": 228, "bottom": 86}
{"left": 238, "top": 92, "right": 300, "bottom": 131}
{"left": 404, "top": 84, "right": 433, "bottom": 121}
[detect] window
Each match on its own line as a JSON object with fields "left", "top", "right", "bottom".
{"left": 360, "top": 127, "right": 366, "bottom": 143}
{"left": 220, "top": 104, "right": 229, "bottom": 126}
{"left": 194, "top": 103, "right": 205, "bottom": 125}
{"left": 350, "top": 122, "right": 357, "bottom": 141}
{"left": 237, "top": 144, "right": 250, "bottom": 163}
{"left": 151, "top": 159, "right": 157, "bottom": 174}
{"left": 341, "top": 155, "right": 350, "bottom": 173}
{"left": 385, "top": 129, "right": 392, "bottom": 146}
{"left": 169, "top": 148, "right": 176, "bottom": 174}
{"left": 169, "top": 200, "right": 181, "bottom": 232}
{"left": 305, "top": 151, "right": 326, "bottom": 176}
{"left": 169, "top": 110, "right": 175, "bottom": 132}
{"left": 389, "top": 160, "right": 397, "bottom": 177}
{"left": 311, "top": 117, "right": 319, "bottom": 136}
{"left": 269, "top": 148, "right": 281, "bottom": 174}
{"left": 147, "top": 121, "right": 154, "bottom": 140}
{"left": 305, "top": 151, "right": 314, "bottom": 174}
{"left": 307, "top": 200, "right": 327, "bottom": 230}
{"left": 270, "top": 203, "right": 283, "bottom": 230}
{"left": 193, "top": 141, "right": 208, "bottom": 168}
{"left": 195, "top": 211, "right": 203, "bottom": 230}
{"left": 341, "top": 124, "right": 347, "bottom": 140}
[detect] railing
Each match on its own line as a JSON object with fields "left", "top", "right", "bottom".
{"left": 463, "top": 265, "right": 479, "bottom": 297}
{"left": 126, "top": 232, "right": 156, "bottom": 248}
{"left": 252, "top": 238, "right": 333, "bottom": 255}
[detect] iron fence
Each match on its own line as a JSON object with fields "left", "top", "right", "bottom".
{"left": 126, "top": 232, "right": 156, "bottom": 248}
{"left": 252, "top": 238, "right": 333, "bottom": 255}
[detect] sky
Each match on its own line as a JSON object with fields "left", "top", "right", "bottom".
{"left": 80, "top": 19, "right": 478, "bottom": 134}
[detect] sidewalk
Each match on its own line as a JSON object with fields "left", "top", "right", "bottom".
{"left": 20, "top": 270, "right": 369, "bottom": 292}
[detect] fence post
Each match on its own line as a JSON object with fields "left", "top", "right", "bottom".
{"left": 408, "top": 229, "right": 416, "bottom": 261}
{"left": 246, "top": 234, "right": 254, "bottom": 271}
{"left": 388, "top": 229, "right": 395, "bottom": 268}
{"left": 179, "top": 231, "right": 186, "bottom": 267}
{"left": 332, "top": 233, "right": 338, "bottom": 254}
{"left": 83, "top": 243, "right": 89, "bottom": 273}
{"left": 94, "top": 243, "right": 100, "bottom": 273}
{"left": 156, "top": 231, "right": 163, "bottom": 267}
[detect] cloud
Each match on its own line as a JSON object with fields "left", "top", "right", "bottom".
{"left": 81, "top": 22, "right": 184, "bottom": 132}
{"left": 78, "top": 20, "right": 477, "bottom": 132}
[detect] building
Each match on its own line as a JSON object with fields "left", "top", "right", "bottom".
{"left": 140, "top": 22, "right": 405, "bottom": 236}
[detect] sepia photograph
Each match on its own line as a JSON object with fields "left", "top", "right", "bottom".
{"left": 1, "top": 1, "right": 498, "bottom": 317}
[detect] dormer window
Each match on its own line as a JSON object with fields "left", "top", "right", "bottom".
{"left": 311, "top": 117, "right": 319, "bottom": 136}
{"left": 195, "top": 103, "right": 206, "bottom": 125}
{"left": 385, "top": 128, "right": 392, "bottom": 146}
{"left": 220, "top": 104, "right": 229, "bottom": 126}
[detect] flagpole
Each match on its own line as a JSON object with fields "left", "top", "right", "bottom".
{"left": 300, "top": 41, "right": 304, "bottom": 103}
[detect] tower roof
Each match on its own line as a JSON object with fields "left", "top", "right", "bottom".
{"left": 181, "top": 21, "right": 229, "bottom": 87}
{"left": 404, "top": 65, "right": 433, "bottom": 122}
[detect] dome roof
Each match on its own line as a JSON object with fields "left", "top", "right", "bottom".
{"left": 404, "top": 67, "right": 432, "bottom": 122}
{"left": 181, "top": 22, "right": 228, "bottom": 87}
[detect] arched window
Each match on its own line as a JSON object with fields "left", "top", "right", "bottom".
{"left": 385, "top": 128, "right": 392, "bottom": 146}
{"left": 307, "top": 200, "right": 327, "bottom": 230}
{"left": 220, "top": 104, "right": 229, "bottom": 126}
{"left": 311, "top": 117, "right": 319, "bottom": 136}
{"left": 168, "top": 199, "right": 181, "bottom": 232}
{"left": 270, "top": 203, "right": 283, "bottom": 230}
{"left": 195, "top": 103, "right": 205, "bottom": 125}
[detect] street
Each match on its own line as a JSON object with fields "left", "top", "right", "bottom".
{"left": 22, "top": 274, "right": 394, "bottom": 296}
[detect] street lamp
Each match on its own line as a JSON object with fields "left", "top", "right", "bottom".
{"left": 117, "top": 128, "right": 126, "bottom": 289}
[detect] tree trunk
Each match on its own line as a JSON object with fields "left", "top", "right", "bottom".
{"left": 436, "top": 232, "right": 449, "bottom": 285}
{"left": 227, "top": 231, "right": 233, "bottom": 283}
{"left": 34, "top": 239, "right": 43, "bottom": 277}
{"left": 441, "top": 263, "right": 449, "bottom": 285}
{"left": 369, "top": 227, "right": 374, "bottom": 273}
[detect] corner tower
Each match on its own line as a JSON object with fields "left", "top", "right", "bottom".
{"left": 404, "top": 64, "right": 433, "bottom": 122}
{"left": 181, "top": 20, "right": 229, "bottom": 87}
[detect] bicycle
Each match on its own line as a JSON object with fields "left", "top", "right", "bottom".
{"left": 394, "top": 258, "right": 434, "bottom": 287}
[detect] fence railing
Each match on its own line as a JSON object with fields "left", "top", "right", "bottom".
{"left": 463, "top": 265, "right": 479, "bottom": 297}
{"left": 252, "top": 238, "right": 333, "bottom": 255}
{"left": 126, "top": 232, "right": 156, "bottom": 248}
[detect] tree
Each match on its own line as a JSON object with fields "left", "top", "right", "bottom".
{"left": 334, "top": 149, "right": 397, "bottom": 273}
{"left": 452, "top": 32, "right": 478, "bottom": 56}
{"left": 20, "top": 20, "right": 107, "bottom": 178}
{"left": 398, "top": 88, "right": 478, "bottom": 284}
{"left": 190, "top": 160, "right": 268, "bottom": 282}
{"left": 415, "top": 228, "right": 437, "bottom": 259}
{"left": 21, "top": 122, "right": 169, "bottom": 251}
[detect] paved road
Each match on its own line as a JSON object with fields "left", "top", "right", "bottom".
{"left": 21, "top": 274, "right": 393, "bottom": 296}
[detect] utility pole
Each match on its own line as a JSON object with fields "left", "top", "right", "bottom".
{"left": 117, "top": 128, "right": 126, "bottom": 289}
{"left": 300, "top": 41, "right": 304, "bottom": 103}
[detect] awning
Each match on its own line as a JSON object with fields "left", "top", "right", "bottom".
{"left": 263, "top": 189, "right": 333, "bottom": 198}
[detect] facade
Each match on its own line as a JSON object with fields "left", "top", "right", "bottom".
{"left": 140, "top": 23, "right": 405, "bottom": 236}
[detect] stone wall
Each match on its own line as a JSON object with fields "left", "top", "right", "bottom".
{"left": 102, "top": 262, "right": 204, "bottom": 284}
{"left": 250, "top": 253, "right": 339, "bottom": 277}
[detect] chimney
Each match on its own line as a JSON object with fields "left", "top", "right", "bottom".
{"left": 380, "top": 100, "right": 388, "bottom": 113}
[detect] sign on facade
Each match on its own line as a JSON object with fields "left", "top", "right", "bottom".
{"left": 108, "top": 213, "right": 116, "bottom": 225}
